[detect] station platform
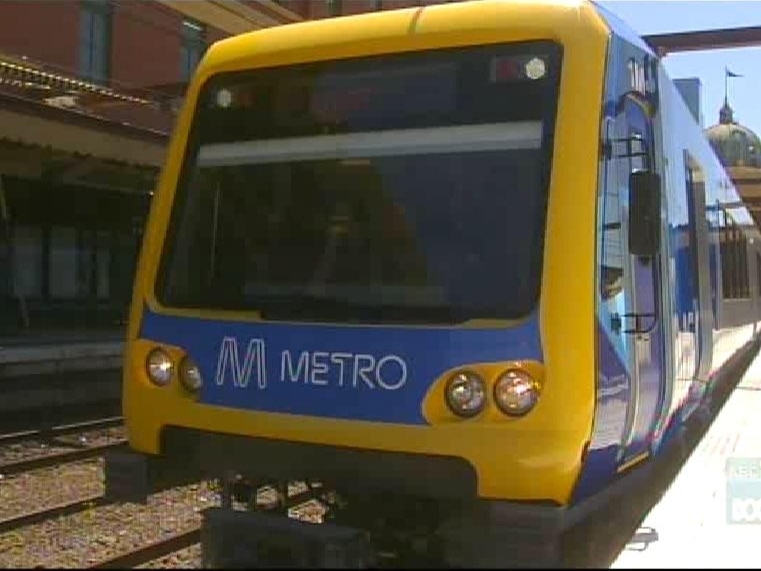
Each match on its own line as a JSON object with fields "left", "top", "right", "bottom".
{"left": 0, "top": 328, "right": 125, "bottom": 419}
{"left": 0, "top": 328, "right": 124, "bottom": 375}
{"left": 612, "top": 348, "right": 761, "bottom": 568}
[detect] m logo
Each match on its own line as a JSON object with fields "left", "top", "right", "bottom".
{"left": 215, "top": 337, "right": 267, "bottom": 389}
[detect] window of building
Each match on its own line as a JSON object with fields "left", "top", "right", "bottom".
{"left": 79, "top": 0, "right": 112, "bottom": 83}
{"left": 327, "top": 0, "right": 343, "bottom": 16}
{"left": 181, "top": 19, "right": 206, "bottom": 82}
{"left": 720, "top": 208, "right": 750, "bottom": 299}
{"left": 11, "top": 225, "right": 43, "bottom": 299}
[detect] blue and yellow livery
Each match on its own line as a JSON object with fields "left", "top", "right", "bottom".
{"left": 106, "top": 0, "right": 761, "bottom": 567}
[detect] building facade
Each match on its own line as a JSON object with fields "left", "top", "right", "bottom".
{"left": 0, "top": 1, "right": 304, "bottom": 88}
{"left": 0, "top": 0, "right": 302, "bottom": 334}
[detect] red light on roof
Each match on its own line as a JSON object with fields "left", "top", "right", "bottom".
{"left": 490, "top": 56, "right": 523, "bottom": 83}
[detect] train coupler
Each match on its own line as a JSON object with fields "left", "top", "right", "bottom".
{"left": 201, "top": 507, "right": 376, "bottom": 568}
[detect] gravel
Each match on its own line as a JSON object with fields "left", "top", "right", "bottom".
{"left": 0, "top": 460, "right": 102, "bottom": 520}
{"left": 0, "top": 447, "right": 336, "bottom": 568}
{"left": 137, "top": 545, "right": 202, "bottom": 569}
{"left": 0, "top": 456, "right": 216, "bottom": 568}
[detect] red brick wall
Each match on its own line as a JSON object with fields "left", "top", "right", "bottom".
{"left": 0, "top": 0, "right": 229, "bottom": 89}
{"left": 111, "top": 3, "right": 229, "bottom": 87}
{"left": 0, "top": 1, "right": 80, "bottom": 74}
{"left": 290, "top": 0, "right": 432, "bottom": 19}
{"left": 0, "top": 0, "right": 451, "bottom": 90}
{"left": 240, "top": 0, "right": 303, "bottom": 22}
{"left": 110, "top": 2, "right": 184, "bottom": 87}
{"left": 376, "top": 1, "right": 423, "bottom": 11}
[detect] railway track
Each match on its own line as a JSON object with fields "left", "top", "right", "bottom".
{"left": 0, "top": 494, "right": 110, "bottom": 534}
{"left": 0, "top": 416, "right": 123, "bottom": 446}
{"left": 0, "top": 440, "right": 127, "bottom": 477}
{"left": 0, "top": 486, "right": 203, "bottom": 569}
{"left": 87, "top": 528, "right": 201, "bottom": 569}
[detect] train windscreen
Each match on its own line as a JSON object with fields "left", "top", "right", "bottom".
{"left": 157, "top": 41, "right": 561, "bottom": 323}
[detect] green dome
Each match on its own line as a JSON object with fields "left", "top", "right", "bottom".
{"left": 705, "top": 101, "right": 761, "bottom": 168}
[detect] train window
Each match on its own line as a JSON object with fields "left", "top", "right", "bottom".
{"left": 598, "top": 94, "right": 654, "bottom": 303}
{"left": 681, "top": 152, "right": 703, "bottom": 320}
{"left": 161, "top": 148, "right": 545, "bottom": 322}
{"left": 159, "top": 42, "right": 563, "bottom": 322}
{"left": 597, "top": 82, "right": 658, "bottom": 364}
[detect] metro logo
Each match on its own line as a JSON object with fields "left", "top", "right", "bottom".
{"left": 280, "top": 350, "right": 407, "bottom": 390}
{"left": 214, "top": 337, "right": 267, "bottom": 389}
{"left": 213, "top": 337, "right": 408, "bottom": 392}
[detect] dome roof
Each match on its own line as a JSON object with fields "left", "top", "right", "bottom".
{"left": 705, "top": 101, "right": 761, "bottom": 168}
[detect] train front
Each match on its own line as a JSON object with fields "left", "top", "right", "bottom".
{"left": 114, "top": 1, "right": 609, "bottom": 566}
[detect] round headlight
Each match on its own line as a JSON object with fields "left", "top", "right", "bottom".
{"left": 525, "top": 57, "right": 547, "bottom": 80}
{"left": 445, "top": 371, "right": 486, "bottom": 418}
{"left": 494, "top": 370, "right": 539, "bottom": 416}
{"left": 146, "top": 348, "right": 173, "bottom": 386}
{"left": 179, "top": 356, "right": 203, "bottom": 392}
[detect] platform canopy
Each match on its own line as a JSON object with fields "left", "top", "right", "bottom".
{"left": 0, "top": 52, "right": 171, "bottom": 193}
{"left": 644, "top": 25, "right": 761, "bottom": 56}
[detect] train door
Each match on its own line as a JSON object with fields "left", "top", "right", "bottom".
{"left": 614, "top": 91, "right": 666, "bottom": 465}
{"left": 683, "top": 154, "right": 713, "bottom": 394}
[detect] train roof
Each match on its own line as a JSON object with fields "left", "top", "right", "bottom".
{"left": 195, "top": 0, "right": 619, "bottom": 79}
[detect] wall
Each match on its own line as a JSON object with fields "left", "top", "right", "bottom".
{"left": 0, "top": 0, "right": 228, "bottom": 88}
{"left": 0, "top": 1, "right": 80, "bottom": 73}
{"left": 110, "top": 1, "right": 184, "bottom": 87}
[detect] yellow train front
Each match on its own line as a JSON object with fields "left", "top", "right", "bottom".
{"left": 105, "top": 0, "right": 761, "bottom": 567}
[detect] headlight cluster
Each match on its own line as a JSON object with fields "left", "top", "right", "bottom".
{"left": 145, "top": 347, "right": 203, "bottom": 393}
{"left": 444, "top": 368, "right": 539, "bottom": 418}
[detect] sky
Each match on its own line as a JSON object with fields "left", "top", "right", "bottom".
{"left": 596, "top": 0, "right": 761, "bottom": 136}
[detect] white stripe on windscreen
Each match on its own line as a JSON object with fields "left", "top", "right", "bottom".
{"left": 197, "top": 121, "right": 542, "bottom": 167}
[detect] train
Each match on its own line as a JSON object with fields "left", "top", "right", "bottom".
{"left": 105, "top": 0, "right": 761, "bottom": 567}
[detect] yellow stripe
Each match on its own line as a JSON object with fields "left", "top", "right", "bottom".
{"left": 617, "top": 450, "right": 651, "bottom": 473}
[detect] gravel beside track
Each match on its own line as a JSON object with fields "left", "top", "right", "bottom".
{"left": 0, "top": 460, "right": 102, "bottom": 521}
{"left": 0, "top": 456, "right": 216, "bottom": 568}
{"left": 136, "top": 545, "right": 202, "bottom": 569}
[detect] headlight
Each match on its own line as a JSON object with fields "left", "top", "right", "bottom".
{"left": 494, "top": 369, "right": 539, "bottom": 416}
{"left": 179, "top": 356, "right": 203, "bottom": 392}
{"left": 445, "top": 371, "right": 486, "bottom": 417}
{"left": 146, "top": 348, "right": 173, "bottom": 386}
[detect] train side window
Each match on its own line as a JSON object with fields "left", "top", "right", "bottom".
{"left": 682, "top": 152, "right": 703, "bottom": 313}
{"left": 599, "top": 95, "right": 654, "bottom": 302}
{"left": 599, "top": 117, "right": 625, "bottom": 302}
